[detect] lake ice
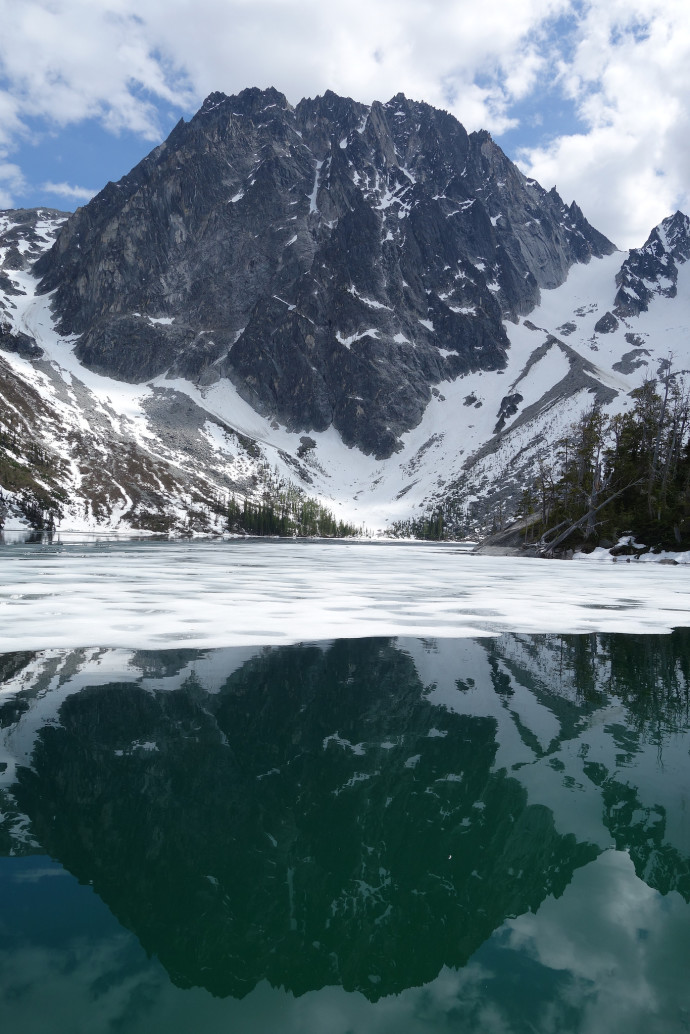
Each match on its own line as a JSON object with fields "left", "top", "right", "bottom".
{"left": 1, "top": 539, "right": 690, "bottom": 653}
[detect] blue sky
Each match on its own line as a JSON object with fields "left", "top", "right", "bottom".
{"left": 12, "top": 114, "right": 181, "bottom": 209}
{"left": 0, "top": 0, "right": 688, "bottom": 248}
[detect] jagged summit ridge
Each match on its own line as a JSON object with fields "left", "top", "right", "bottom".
{"left": 614, "top": 210, "right": 690, "bottom": 318}
{"left": 34, "top": 86, "right": 615, "bottom": 458}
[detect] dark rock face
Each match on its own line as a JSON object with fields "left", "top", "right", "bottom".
{"left": 593, "top": 310, "right": 619, "bottom": 334}
{"left": 13, "top": 638, "right": 599, "bottom": 1001}
{"left": 35, "top": 88, "right": 615, "bottom": 457}
{"left": 613, "top": 211, "right": 690, "bottom": 318}
{"left": 494, "top": 392, "right": 524, "bottom": 433}
{"left": 0, "top": 321, "right": 42, "bottom": 359}
{"left": 0, "top": 209, "right": 67, "bottom": 274}
{"left": 612, "top": 347, "right": 650, "bottom": 375}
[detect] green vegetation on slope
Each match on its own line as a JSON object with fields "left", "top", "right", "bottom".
{"left": 524, "top": 368, "right": 690, "bottom": 552}
{"left": 227, "top": 487, "right": 360, "bottom": 538}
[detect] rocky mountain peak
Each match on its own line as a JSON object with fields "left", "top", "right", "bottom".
{"left": 33, "top": 88, "right": 615, "bottom": 458}
{"left": 197, "top": 86, "right": 291, "bottom": 119}
{"left": 614, "top": 209, "right": 690, "bottom": 317}
{"left": 659, "top": 209, "right": 690, "bottom": 261}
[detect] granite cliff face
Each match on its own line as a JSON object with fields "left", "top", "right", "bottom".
{"left": 35, "top": 87, "right": 614, "bottom": 457}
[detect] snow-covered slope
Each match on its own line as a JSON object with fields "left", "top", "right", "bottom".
{"left": 1, "top": 209, "right": 689, "bottom": 535}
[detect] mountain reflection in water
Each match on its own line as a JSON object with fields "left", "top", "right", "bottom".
{"left": 0, "top": 632, "right": 689, "bottom": 1031}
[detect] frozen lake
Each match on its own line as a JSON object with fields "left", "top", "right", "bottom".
{"left": 1, "top": 538, "right": 690, "bottom": 652}
{"left": 2, "top": 539, "right": 690, "bottom": 1031}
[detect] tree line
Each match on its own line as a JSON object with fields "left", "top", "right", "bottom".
{"left": 227, "top": 488, "right": 360, "bottom": 538}
{"left": 389, "top": 510, "right": 447, "bottom": 540}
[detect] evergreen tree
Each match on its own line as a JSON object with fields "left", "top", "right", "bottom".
{"left": 533, "top": 367, "right": 690, "bottom": 552}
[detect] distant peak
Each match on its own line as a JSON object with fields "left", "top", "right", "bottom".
{"left": 236, "top": 85, "right": 288, "bottom": 104}
{"left": 655, "top": 210, "right": 690, "bottom": 262}
{"left": 660, "top": 210, "right": 690, "bottom": 237}
{"left": 299, "top": 89, "right": 362, "bottom": 110}
{"left": 665, "top": 209, "right": 689, "bottom": 224}
{"left": 471, "top": 128, "right": 493, "bottom": 144}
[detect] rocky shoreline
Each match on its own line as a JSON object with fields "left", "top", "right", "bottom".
{"left": 473, "top": 520, "right": 689, "bottom": 563}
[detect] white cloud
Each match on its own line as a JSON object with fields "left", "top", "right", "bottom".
{"left": 0, "top": 0, "right": 567, "bottom": 138}
{"left": 518, "top": 0, "right": 690, "bottom": 247}
{"left": 0, "top": 161, "right": 25, "bottom": 208}
{"left": 42, "top": 181, "right": 97, "bottom": 203}
{"left": 507, "top": 850, "right": 690, "bottom": 1033}
{"left": 0, "top": 1, "right": 195, "bottom": 138}
{"left": 0, "top": 1, "right": 688, "bottom": 243}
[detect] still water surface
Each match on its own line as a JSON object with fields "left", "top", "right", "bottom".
{"left": 1, "top": 631, "right": 689, "bottom": 1032}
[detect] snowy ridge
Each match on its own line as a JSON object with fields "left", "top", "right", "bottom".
{"left": 613, "top": 210, "right": 690, "bottom": 317}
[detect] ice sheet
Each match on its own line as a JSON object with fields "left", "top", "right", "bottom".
{"left": 1, "top": 540, "right": 689, "bottom": 652}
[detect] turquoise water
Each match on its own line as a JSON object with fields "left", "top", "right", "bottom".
{"left": 0, "top": 633, "right": 689, "bottom": 1032}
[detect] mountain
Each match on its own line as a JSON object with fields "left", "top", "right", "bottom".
{"left": 33, "top": 87, "right": 613, "bottom": 458}
{"left": 0, "top": 88, "right": 689, "bottom": 537}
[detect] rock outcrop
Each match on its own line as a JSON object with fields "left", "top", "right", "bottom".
{"left": 614, "top": 210, "right": 690, "bottom": 317}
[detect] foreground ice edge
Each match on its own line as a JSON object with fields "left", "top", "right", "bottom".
{"left": 1, "top": 542, "right": 689, "bottom": 652}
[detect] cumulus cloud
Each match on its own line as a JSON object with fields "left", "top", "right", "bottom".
{"left": 507, "top": 850, "right": 690, "bottom": 1033}
{"left": 0, "top": 161, "right": 25, "bottom": 208}
{"left": 0, "top": 0, "right": 688, "bottom": 244}
{"left": 42, "top": 181, "right": 97, "bottom": 203}
{"left": 518, "top": 0, "right": 690, "bottom": 246}
{"left": 0, "top": 0, "right": 566, "bottom": 136}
